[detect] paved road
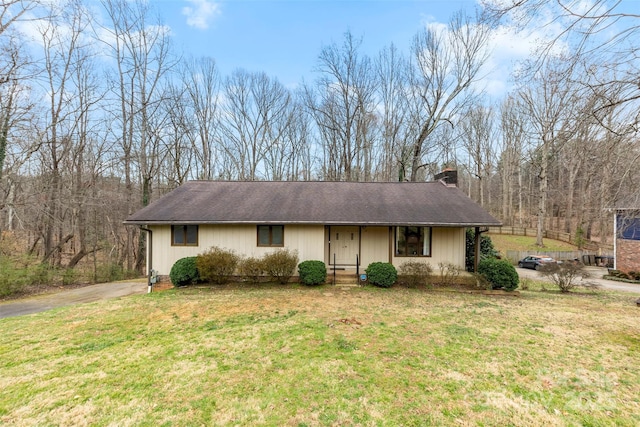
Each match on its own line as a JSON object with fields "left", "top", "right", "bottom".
{"left": 0, "top": 279, "right": 148, "bottom": 319}
{"left": 516, "top": 266, "right": 640, "bottom": 294}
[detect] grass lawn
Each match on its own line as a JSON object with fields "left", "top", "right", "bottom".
{"left": 487, "top": 234, "right": 577, "bottom": 255}
{"left": 1, "top": 284, "right": 639, "bottom": 426}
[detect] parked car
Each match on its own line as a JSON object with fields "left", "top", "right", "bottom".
{"left": 518, "top": 255, "right": 558, "bottom": 270}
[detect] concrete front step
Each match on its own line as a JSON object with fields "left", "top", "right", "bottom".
{"left": 327, "top": 269, "right": 364, "bottom": 286}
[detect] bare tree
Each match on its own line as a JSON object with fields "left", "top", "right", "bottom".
{"left": 304, "top": 31, "right": 378, "bottom": 181}
{"left": 459, "top": 105, "right": 497, "bottom": 207}
{"left": 498, "top": 96, "right": 527, "bottom": 226}
{"left": 483, "top": 0, "right": 640, "bottom": 129}
{"left": 0, "top": 0, "right": 38, "bottom": 180}
{"left": 375, "top": 43, "right": 409, "bottom": 181}
{"left": 404, "top": 11, "right": 491, "bottom": 181}
{"left": 35, "top": 0, "right": 98, "bottom": 265}
{"left": 516, "top": 57, "right": 579, "bottom": 246}
{"left": 160, "top": 82, "right": 195, "bottom": 186}
{"left": 219, "top": 69, "right": 293, "bottom": 180}
{"left": 0, "top": 0, "right": 38, "bottom": 36}
{"left": 101, "top": 0, "right": 175, "bottom": 271}
{"left": 180, "top": 57, "right": 220, "bottom": 180}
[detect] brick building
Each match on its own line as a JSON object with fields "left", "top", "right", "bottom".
{"left": 615, "top": 209, "right": 640, "bottom": 274}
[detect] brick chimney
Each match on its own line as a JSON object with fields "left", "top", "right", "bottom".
{"left": 434, "top": 169, "right": 458, "bottom": 187}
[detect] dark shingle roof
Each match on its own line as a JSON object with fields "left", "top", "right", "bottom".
{"left": 124, "top": 181, "right": 501, "bottom": 227}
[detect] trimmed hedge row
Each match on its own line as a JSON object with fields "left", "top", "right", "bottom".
{"left": 169, "top": 248, "right": 299, "bottom": 286}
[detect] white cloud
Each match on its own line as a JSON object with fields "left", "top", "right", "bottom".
{"left": 182, "top": 0, "right": 221, "bottom": 30}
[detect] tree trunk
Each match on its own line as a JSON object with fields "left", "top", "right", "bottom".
{"left": 536, "top": 143, "right": 549, "bottom": 247}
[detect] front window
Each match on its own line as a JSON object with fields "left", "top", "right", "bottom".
{"left": 258, "top": 225, "right": 284, "bottom": 247}
{"left": 395, "top": 226, "right": 431, "bottom": 257}
{"left": 172, "top": 225, "right": 198, "bottom": 246}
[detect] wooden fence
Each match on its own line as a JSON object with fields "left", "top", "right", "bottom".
{"left": 504, "top": 250, "right": 614, "bottom": 267}
{"left": 487, "top": 226, "right": 613, "bottom": 253}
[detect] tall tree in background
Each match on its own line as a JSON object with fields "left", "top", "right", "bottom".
{"left": 181, "top": 57, "right": 220, "bottom": 180}
{"left": 37, "top": 0, "right": 96, "bottom": 265}
{"left": 101, "top": 0, "right": 175, "bottom": 270}
{"left": 0, "top": 38, "right": 34, "bottom": 235}
{"left": 517, "top": 57, "right": 578, "bottom": 246}
{"left": 483, "top": 0, "right": 640, "bottom": 126}
{"left": 161, "top": 82, "right": 195, "bottom": 186}
{"left": 459, "top": 105, "right": 496, "bottom": 207}
{"left": 0, "top": 1, "right": 37, "bottom": 235}
{"left": 219, "top": 69, "right": 293, "bottom": 180}
{"left": 498, "top": 96, "right": 526, "bottom": 226}
{"left": 404, "top": 12, "right": 491, "bottom": 181}
{"left": 262, "top": 96, "right": 311, "bottom": 181}
{"left": 484, "top": 0, "right": 640, "bottom": 209}
{"left": 305, "top": 31, "right": 378, "bottom": 181}
{"left": 375, "top": 44, "right": 409, "bottom": 181}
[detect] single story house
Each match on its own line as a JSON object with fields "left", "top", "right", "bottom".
{"left": 124, "top": 180, "right": 501, "bottom": 279}
{"left": 614, "top": 208, "right": 640, "bottom": 274}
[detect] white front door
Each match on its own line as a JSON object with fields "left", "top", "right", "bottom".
{"left": 331, "top": 226, "right": 360, "bottom": 265}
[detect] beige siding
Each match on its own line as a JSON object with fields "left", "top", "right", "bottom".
{"left": 360, "top": 226, "right": 390, "bottom": 266}
{"left": 149, "top": 224, "right": 324, "bottom": 276}
{"left": 390, "top": 227, "right": 465, "bottom": 271}
{"left": 148, "top": 224, "right": 466, "bottom": 277}
{"left": 430, "top": 227, "right": 466, "bottom": 268}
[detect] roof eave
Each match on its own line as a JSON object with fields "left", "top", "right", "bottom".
{"left": 124, "top": 220, "right": 502, "bottom": 227}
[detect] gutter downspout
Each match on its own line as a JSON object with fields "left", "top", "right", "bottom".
{"left": 613, "top": 211, "right": 617, "bottom": 270}
{"left": 140, "top": 226, "right": 153, "bottom": 293}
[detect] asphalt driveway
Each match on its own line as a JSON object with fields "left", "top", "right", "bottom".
{"left": 0, "top": 279, "right": 147, "bottom": 319}
{"left": 516, "top": 266, "right": 640, "bottom": 294}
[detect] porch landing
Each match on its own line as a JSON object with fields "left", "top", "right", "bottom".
{"left": 327, "top": 268, "right": 364, "bottom": 287}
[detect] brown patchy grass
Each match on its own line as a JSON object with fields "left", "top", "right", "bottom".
{"left": 1, "top": 284, "right": 639, "bottom": 426}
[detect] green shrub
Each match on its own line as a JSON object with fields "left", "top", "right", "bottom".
{"left": 0, "top": 256, "right": 28, "bottom": 297}
{"left": 95, "top": 263, "right": 125, "bottom": 283}
{"left": 29, "top": 262, "right": 52, "bottom": 285}
{"left": 298, "top": 260, "right": 327, "bottom": 286}
{"left": 607, "top": 269, "right": 629, "bottom": 280}
{"left": 365, "top": 262, "right": 397, "bottom": 288}
{"left": 196, "top": 247, "right": 240, "bottom": 285}
{"left": 262, "top": 249, "right": 298, "bottom": 284}
{"left": 628, "top": 271, "right": 640, "bottom": 281}
{"left": 0, "top": 255, "right": 57, "bottom": 297}
{"left": 477, "top": 258, "right": 519, "bottom": 291}
{"left": 398, "top": 261, "right": 433, "bottom": 288}
{"left": 169, "top": 256, "right": 200, "bottom": 287}
{"left": 465, "top": 229, "right": 499, "bottom": 272}
{"left": 62, "top": 268, "right": 79, "bottom": 286}
{"left": 239, "top": 256, "right": 264, "bottom": 284}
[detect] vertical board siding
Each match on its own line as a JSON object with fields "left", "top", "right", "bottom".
{"left": 150, "top": 224, "right": 325, "bottom": 276}
{"left": 390, "top": 227, "right": 465, "bottom": 270}
{"left": 360, "top": 226, "right": 390, "bottom": 267}
{"left": 150, "top": 225, "right": 466, "bottom": 277}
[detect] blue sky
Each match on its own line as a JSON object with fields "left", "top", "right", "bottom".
{"left": 155, "top": 0, "right": 486, "bottom": 87}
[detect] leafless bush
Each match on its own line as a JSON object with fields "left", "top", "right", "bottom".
{"left": 437, "top": 262, "right": 461, "bottom": 286}
{"left": 398, "top": 261, "right": 433, "bottom": 288}
{"left": 539, "top": 262, "right": 594, "bottom": 293}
